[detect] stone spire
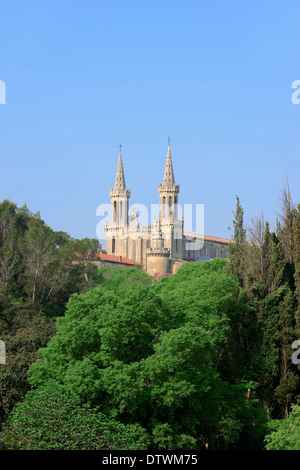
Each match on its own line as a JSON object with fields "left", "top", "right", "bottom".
{"left": 162, "top": 137, "right": 175, "bottom": 188}
{"left": 114, "top": 145, "right": 126, "bottom": 191}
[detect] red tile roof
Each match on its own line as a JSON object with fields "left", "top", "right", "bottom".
{"left": 93, "top": 253, "right": 138, "bottom": 266}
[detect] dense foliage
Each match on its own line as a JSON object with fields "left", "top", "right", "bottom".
{"left": 0, "top": 199, "right": 102, "bottom": 423}
{"left": 265, "top": 404, "right": 300, "bottom": 450}
{"left": 1, "top": 188, "right": 300, "bottom": 450}
{"left": 11, "top": 262, "right": 266, "bottom": 450}
{"left": 226, "top": 188, "right": 300, "bottom": 448}
{"left": 0, "top": 384, "right": 149, "bottom": 450}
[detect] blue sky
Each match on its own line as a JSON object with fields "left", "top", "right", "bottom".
{"left": 0, "top": 0, "right": 300, "bottom": 243}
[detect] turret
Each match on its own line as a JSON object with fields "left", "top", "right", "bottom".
{"left": 105, "top": 145, "right": 131, "bottom": 255}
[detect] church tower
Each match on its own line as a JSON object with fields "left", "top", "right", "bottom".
{"left": 158, "top": 138, "right": 183, "bottom": 259}
{"left": 105, "top": 146, "right": 130, "bottom": 255}
{"left": 159, "top": 138, "right": 180, "bottom": 221}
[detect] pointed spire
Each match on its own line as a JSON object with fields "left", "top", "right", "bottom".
{"left": 162, "top": 137, "right": 175, "bottom": 187}
{"left": 114, "top": 144, "right": 126, "bottom": 191}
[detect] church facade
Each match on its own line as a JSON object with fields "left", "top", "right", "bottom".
{"left": 105, "top": 141, "right": 230, "bottom": 276}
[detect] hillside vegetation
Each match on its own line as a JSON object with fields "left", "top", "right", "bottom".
{"left": 1, "top": 186, "right": 300, "bottom": 450}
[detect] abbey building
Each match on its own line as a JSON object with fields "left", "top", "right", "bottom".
{"left": 105, "top": 141, "right": 230, "bottom": 276}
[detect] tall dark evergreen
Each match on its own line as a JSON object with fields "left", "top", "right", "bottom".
{"left": 227, "top": 195, "right": 247, "bottom": 285}
{"left": 274, "top": 288, "right": 298, "bottom": 419}
{"left": 279, "top": 181, "right": 295, "bottom": 266}
{"left": 294, "top": 204, "right": 300, "bottom": 336}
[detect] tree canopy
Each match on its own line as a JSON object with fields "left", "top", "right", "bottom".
{"left": 1, "top": 190, "right": 300, "bottom": 450}
{"left": 25, "top": 261, "right": 267, "bottom": 450}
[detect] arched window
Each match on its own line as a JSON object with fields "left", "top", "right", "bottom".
{"left": 119, "top": 201, "right": 123, "bottom": 223}
{"left": 112, "top": 236, "right": 116, "bottom": 253}
{"left": 162, "top": 196, "right": 166, "bottom": 218}
{"left": 169, "top": 196, "right": 172, "bottom": 217}
{"left": 113, "top": 201, "right": 117, "bottom": 223}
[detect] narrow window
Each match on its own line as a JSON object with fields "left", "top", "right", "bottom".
{"left": 119, "top": 201, "right": 123, "bottom": 223}
{"left": 162, "top": 196, "right": 166, "bottom": 218}
{"left": 113, "top": 201, "right": 117, "bottom": 222}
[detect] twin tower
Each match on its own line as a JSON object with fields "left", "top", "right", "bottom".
{"left": 105, "top": 140, "right": 185, "bottom": 275}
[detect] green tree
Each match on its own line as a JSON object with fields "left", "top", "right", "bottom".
{"left": 0, "top": 235, "right": 20, "bottom": 293}
{"left": 265, "top": 404, "right": 300, "bottom": 450}
{"left": 0, "top": 300, "right": 56, "bottom": 423}
{"left": 294, "top": 204, "right": 300, "bottom": 336}
{"left": 0, "top": 384, "right": 149, "bottom": 450}
{"left": 278, "top": 180, "right": 296, "bottom": 266}
{"left": 155, "top": 258, "right": 257, "bottom": 382}
{"left": 0, "top": 200, "right": 105, "bottom": 430}
{"left": 68, "top": 237, "right": 102, "bottom": 290}
{"left": 19, "top": 215, "right": 59, "bottom": 303}
{"left": 27, "top": 263, "right": 267, "bottom": 449}
{"left": 244, "top": 216, "right": 274, "bottom": 300}
{"left": 227, "top": 196, "right": 247, "bottom": 285}
{"left": 274, "top": 288, "right": 298, "bottom": 419}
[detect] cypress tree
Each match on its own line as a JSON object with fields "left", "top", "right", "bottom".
{"left": 227, "top": 195, "right": 247, "bottom": 285}
{"left": 275, "top": 288, "right": 298, "bottom": 419}
{"left": 294, "top": 204, "right": 300, "bottom": 336}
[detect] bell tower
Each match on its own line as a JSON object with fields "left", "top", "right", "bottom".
{"left": 158, "top": 138, "right": 180, "bottom": 221}
{"left": 158, "top": 138, "right": 183, "bottom": 259}
{"left": 105, "top": 145, "right": 130, "bottom": 255}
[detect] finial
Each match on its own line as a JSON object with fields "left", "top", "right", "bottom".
{"left": 168, "top": 136, "right": 170, "bottom": 146}
{"left": 119, "top": 144, "right": 122, "bottom": 152}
